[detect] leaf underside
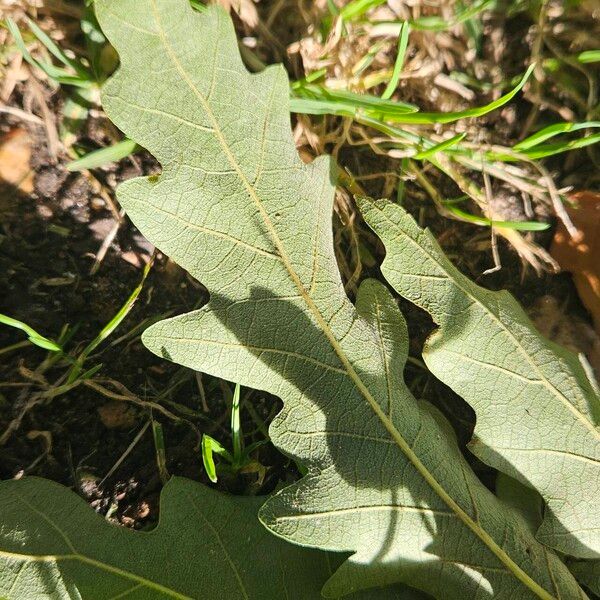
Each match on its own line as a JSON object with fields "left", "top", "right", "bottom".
{"left": 96, "top": 1, "right": 586, "bottom": 598}
{"left": 569, "top": 560, "right": 600, "bottom": 597}
{"left": 0, "top": 476, "right": 417, "bottom": 599}
{"left": 359, "top": 196, "right": 600, "bottom": 560}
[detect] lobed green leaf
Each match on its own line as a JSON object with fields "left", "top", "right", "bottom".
{"left": 95, "top": 1, "right": 587, "bottom": 598}
{"left": 359, "top": 197, "right": 600, "bottom": 559}
{"left": 0, "top": 477, "right": 413, "bottom": 599}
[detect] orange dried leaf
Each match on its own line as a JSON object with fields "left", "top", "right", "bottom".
{"left": 551, "top": 191, "right": 600, "bottom": 334}
{"left": 0, "top": 127, "right": 33, "bottom": 198}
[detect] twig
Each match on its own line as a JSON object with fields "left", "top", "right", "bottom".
{"left": 84, "top": 378, "right": 182, "bottom": 423}
{"left": 1, "top": 53, "right": 23, "bottom": 102}
{"left": 482, "top": 167, "right": 501, "bottom": 275}
{"left": 195, "top": 372, "right": 209, "bottom": 413}
{"left": 28, "top": 74, "right": 60, "bottom": 160}
{"left": 81, "top": 168, "right": 122, "bottom": 221}
{"left": 406, "top": 161, "right": 452, "bottom": 218}
{"left": 532, "top": 161, "right": 582, "bottom": 242}
{"left": 0, "top": 105, "right": 43, "bottom": 124}
{"left": 0, "top": 393, "right": 42, "bottom": 445}
{"left": 99, "top": 421, "right": 150, "bottom": 487}
{"left": 0, "top": 340, "right": 30, "bottom": 357}
{"left": 90, "top": 208, "right": 126, "bottom": 275}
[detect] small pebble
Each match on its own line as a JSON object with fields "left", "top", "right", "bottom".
{"left": 37, "top": 204, "right": 53, "bottom": 219}
{"left": 90, "top": 197, "right": 106, "bottom": 211}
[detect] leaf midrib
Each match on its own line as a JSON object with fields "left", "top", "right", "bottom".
{"left": 7, "top": 487, "right": 249, "bottom": 599}
{"left": 0, "top": 549, "right": 191, "bottom": 600}
{"left": 8, "top": 490, "right": 192, "bottom": 599}
{"left": 146, "top": 4, "right": 556, "bottom": 599}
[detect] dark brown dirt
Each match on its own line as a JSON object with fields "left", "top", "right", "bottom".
{"left": 0, "top": 115, "right": 288, "bottom": 527}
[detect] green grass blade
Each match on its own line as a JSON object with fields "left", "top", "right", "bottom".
{"left": 370, "top": 0, "right": 494, "bottom": 34}
{"left": 83, "top": 257, "right": 153, "bottom": 356}
{"left": 377, "top": 64, "right": 535, "bottom": 123}
{"left": 231, "top": 383, "right": 243, "bottom": 466}
{"left": 201, "top": 435, "right": 219, "bottom": 482}
{"left": 292, "top": 65, "right": 534, "bottom": 125}
{"left": 326, "top": 0, "right": 339, "bottom": 17}
{"left": 25, "top": 16, "right": 90, "bottom": 79}
{"left": 446, "top": 205, "right": 550, "bottom": 231}
{"left": 289, "top": 95, "right": 417, "bottom": 117}
{"left": 291, "top": 68, "right": 327, "bottom": 91}
{"left": 78, "top": 363, "right": 104, "bottom": 380}
{"left": 27, "top": 337, "right": 61, "bottom": 352}
{"left": 288, "top": 97, "right": 343, "bottom": 115}
{"left": 81, "top": 6, "right": 108, "bottom": 81}
{"left": 519, "top": 134, "right": 600, "bottom": 159}
{"left": 352, "top": 40, "right": 386, "bottom": 77}
{"left": 6, "top": 19, "right": 92, "bottom": 88}
{"left": 577, "top": 50, "right": 600, "bottom": 64}
{"left": 67, "top": 138, "right": 139, "bottom": 171}
{"left": 7, "top": 18, "right": 92, "bottom": 86}
{"left": 340, "top": 0, "right": 387, "bottom": 21}
{"left": 152, "top": 419, "right": 169, "bottom": 484}
{"left": 189, "top": 0, "right": 208, "bottom": 11}
{"left": 414, "top": 132, "right": 467, "bottom": 159}
{"left": 441, "top": 195, "right": 469, "bottom": 205}
{"left": 514, "top": 121, "right": 600, "bottom": 150}
{"left": 357, "top": 115, "right": 422, "bottom": 142}
{"left": 202, "top": 433, "right": 234, "bottom": 483}
{"left": 51, "top": 75, "right": 95, "bottom": 88}
{"left": 0, "top": 313, "right": 62, "bottom": 352}
{"left": 318, "top": 87, "right": 418, "bottom": 113}
{"left": 291, "top": 84, "right": 418, "bottom": 117}
{"left": 411, "top": 0, "right": 494, "bottom": 30}
{"left": 381, "top": 22, "right": 410, "bottom": 100}
{"left": 7, "top": 18, "right": 65, "bottom": 79}
{"left": 67, "top": 257, "right": 153, "bottom": 383}
{"left": 207, "top": 436, "right": 233, "bottom": 461}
